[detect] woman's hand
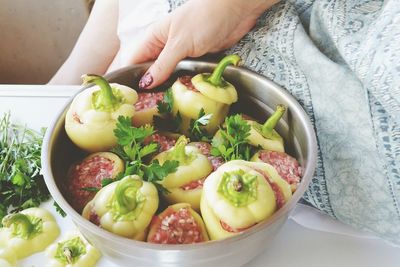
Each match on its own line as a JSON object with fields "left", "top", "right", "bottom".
{"left": 130, "top": 0, "right": 278, "bottom": 89}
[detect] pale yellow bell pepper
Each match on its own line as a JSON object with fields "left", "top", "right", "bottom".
{"left": 171, "top": 55, "right": 240, "bottom": 134}
{"left": 153, "top": 136, "right": 213, "bottom": 211}
{"left": 246, "top": 105, "right": 286, "bottom": 152}
{"left": 65, "top": 74, "right": 138, "bottom": 152}
{"left": 46, "top": 232, "right": 101, "bottom": 267}
{"left": 0, "top": 245, "right": 17, "bottom": 267}
{"left": 191, "top": 55, "right": 239, "bottom": 105}
{"left": 201, "top": 160, "right": 291, "bottom": 240}
{"left": 82, "top": 175, "right": 159, "bottom": 240}
{"left": 0, "top": 207, "right": 60, "bottom": 259}
{"left": 0, "top": 259, "right": 13, "bottom": 267}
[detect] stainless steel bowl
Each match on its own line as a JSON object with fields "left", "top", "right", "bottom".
{"left": 41, "top": 60, "right": 317, "bottom": 267}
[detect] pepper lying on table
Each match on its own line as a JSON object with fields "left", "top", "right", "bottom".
{"left": 0, "top": 208, "right": 60, "bottom": 259}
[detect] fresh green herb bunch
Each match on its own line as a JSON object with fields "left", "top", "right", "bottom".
{"left": 188, "top": 108, "right": 213, "bottom": 142}
{"left": 95, "top": 116, "right": 179, "bottom": 194}
{"left": 154, "top": 88, "right": 182, "bottom": 132}
{"left": 155, "top": 89, "right": 212, "bottom": 141}
{"left": 0, "top": 113, "right": 50, "bottom": 224}
{"left": 211, "top": 114, "right": 253, "bottom": 161}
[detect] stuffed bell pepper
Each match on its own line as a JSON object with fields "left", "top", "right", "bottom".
{"left": 66, "top": 152, "right": 125, "bottom": 213}
{"left": 153, "top": 136, "right": 213, "bottom": 211}
{"left": 46, "top": 231, "right": 101, "bottom": 267}
{"left": 0, "top": 207, "right": 60, "bottom": 259}
{"left": 246, "top": 105, "right": 286, "bottom": 152}
{"left": 65, "top": 74, "right": 138, "bottom": 152}
{"left": 200, "top": 160, "right": 292, "bottom": 240}
{"left": 82, "top": 175, "right": 159, "bottom": 240}
{"left": 171, "top": 55, "right": 240, "bottom": 134}
{"left": 147, "top": 203, "right": 209, "bottom": 244}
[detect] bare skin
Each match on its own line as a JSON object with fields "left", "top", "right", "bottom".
{"left": 132, "top": 0, "right": 279, "bottom": 89}
{"left": 49, "top": 0, "right": 119, "bottom": 85}
{"left": 49, "top": 0, "right": 278, "bottom": 86}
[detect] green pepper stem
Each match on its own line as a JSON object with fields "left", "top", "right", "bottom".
{"left": 218, "top": 170, "right": 258, "bottom": 207}
{"left": 168, "top": 135, "right": 190, "bottom": 163}
{"left": 63, "top": 248, "right": 73, "bottom": 265}
{"left": 114, "top": 178, "right": 143, "bottom": 215}
{"left": 232, "top": 177, "right": 243, "bottom": 192}
{"left": 208, "top": 55, "right": 241, "bottom": 86}
{"left": 2, "top": 213, "right": 34, "bottom": 237}
{"left": 262, "top": 105, "right": 286, "bottom": 138}
{"left": 82, "top": 74, "right": 118, "bottom": 110}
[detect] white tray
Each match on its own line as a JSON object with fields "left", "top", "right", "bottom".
{"left": 0, "top": 85, "right": 398, "bottom": 267}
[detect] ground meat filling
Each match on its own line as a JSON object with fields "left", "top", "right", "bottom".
{"left": 191, "top": 142, "right": 224, "bottom": 171}
{"left": 134, "top": 92, "right": 165, "bottom": 111}
{"left": 144, "top": 133, "right": 177, "bottom": 153}
{"left": 180, "top": 178, "right": 206, "bottom": 191}
{"left": 67, "top": 155, "right": 114, "bottom": 212}
{"left": 179, "top": 76, "right": 199, "bottom": 92}
{"left": 258, "top": 151, "right": 302, "bottom": 186}
{"left": 149, "top": 208, "right": 204, "bottom": 244}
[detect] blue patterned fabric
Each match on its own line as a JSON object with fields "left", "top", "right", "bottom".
{"left": 167, "top": 0, "right": 400, "bottom": 244}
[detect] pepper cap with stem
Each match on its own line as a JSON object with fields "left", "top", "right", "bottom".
{"left": 2, "top": 213, "right": 40, "bottom": 240}
{"left": 191, "top": 55, "right": 240, "bottom": 104}
{"left": 65, "top": 74, "right": 137, "bottom": 152}
{"left": 82, "top": 74, "right": 124, "bottom": 112}
{"left": 247, "top": 105, "right": 286, "bottom": 152}
{"left": 46, "top": 232, "right": 101, "bottom": 267}
{"left": 260, "top": 104, "right": 286, "bottom": 138}
{"left": 0, "top": 208, "right": 60, "bottom": 259}
{"left": 218, "top": 169, "right": 258, "bottom": 207}
{"left": 110, "top": 176, "right": 145, "bottom": 221}
{"left": 165, "top": 135, "right": 195, "bottom": 165}
{"left": 152, "top": 138, "right": 213, "bottom": 210}
{"left": 82, "top": 175, "right": 158, "bottom": 239}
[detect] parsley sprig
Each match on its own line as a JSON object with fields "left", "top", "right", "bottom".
{"left": 153, "top": 88, "right": 182, "bottom": 132}
{"left": 211, "top": 114, "right": 253, "bottom": 161}
{"left": 108, "top": 116, "right": 178, "bottom": 193}
{"left": 0, "top": 112, "right": 51, "bottom": 223}
{"left": 188, "top": 108, "right": 212, "bottom": 142}
{"left": 112, "top": 116, "right": 158, "bottom": 162}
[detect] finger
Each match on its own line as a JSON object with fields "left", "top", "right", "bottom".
{"left": 138, "top": 39, "right": 187, "bottom": 89}
{"left": 128, "top": 18, "right": 170, "bottom": 65}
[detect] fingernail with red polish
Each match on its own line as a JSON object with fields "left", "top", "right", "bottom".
{"left": 139, "top": 72, "right": 153, "bottom": 89}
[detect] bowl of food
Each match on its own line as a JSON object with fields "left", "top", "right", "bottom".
{"left": 41, "top": 55, "right": 317, "bottom": 267}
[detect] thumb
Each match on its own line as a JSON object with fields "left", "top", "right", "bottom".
{"left": 138, "top": 39, "right": 187, "bottom": 89}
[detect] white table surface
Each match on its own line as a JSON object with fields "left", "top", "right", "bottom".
{"left": 1, "top": 85, "right": 399, "bottom": 267}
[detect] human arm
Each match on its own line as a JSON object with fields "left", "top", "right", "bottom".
{"left": 128, "top": 0, "right": 280, "bottom": 89}
{"left": 49, "top": 0, "right": 120, "bottom": 85}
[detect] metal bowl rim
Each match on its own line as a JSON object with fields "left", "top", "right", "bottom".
{"left": 41, "top": 59, "right": 317, "bottom": 251}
